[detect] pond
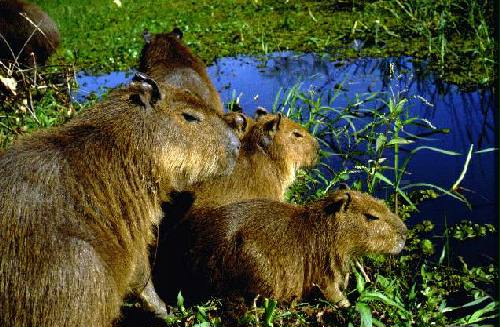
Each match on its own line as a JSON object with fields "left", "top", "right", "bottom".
{"left": 74, "top": 52, "right": 498, "bottom": 264}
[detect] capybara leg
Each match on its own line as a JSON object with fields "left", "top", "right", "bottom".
{"left": 138, "top": 279, "right": 173, "bottom": 320}
{"left": 322, "top": 281, "right": 350, "bottom": 308}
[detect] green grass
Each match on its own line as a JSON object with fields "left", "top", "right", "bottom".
{"left": 31, "top": 0, "right": 495, "bottom": 88}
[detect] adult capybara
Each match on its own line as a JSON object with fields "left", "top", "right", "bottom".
{"left": 0, "top": 0, "right": 60, "bottom": 66}
{"left": 164, "top": 187, "right": 407, "bottom": 308}
{"left": 139, "top": 28, "right": 224, "bottom": 114}
{"left": 0, "top": 73, "right": 240, "bottom": 327}
{"left": 188, "top": 109, "right": 319, "bottom": 207}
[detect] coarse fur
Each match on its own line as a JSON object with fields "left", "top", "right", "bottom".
{"left": 0, "top": 0, "right": 60, "bottom": 66}
{"left": 139, "top": 28, "right": 224, "bottom": 114}
{"left": 222, "top": 111, "right": 254, "bottom": 140}
{"left": 0, "top": 78, "right": 240, "bottom": 327}
{"left": 152, "top": 110, "right": 317, "bottom": 303}
{"left": 189, "top": 111, "right": 319, "bottom": 207}
{"left": 164, "top": 189, "right": 407, "bottom": 307}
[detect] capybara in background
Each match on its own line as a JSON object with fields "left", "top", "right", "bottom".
{"left": 0, "top": 73, "right": 240, "bottom": 327}
{"left": 0, "top": 0, "right": 60, "bottom": 66}
{"left": 188, "top": 109, "right": 319, "bottom": 207}
{"left": 163, "top": 188, "right": 407, "bottom": 308}
{"left": 223, "top": 111, "right": 254, "bottom": 140}
{"left": 139, "top": 28, "right": 224, "bottom": 114}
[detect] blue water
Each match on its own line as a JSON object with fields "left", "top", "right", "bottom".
{"left": 74, "top": 52, "right": 498, "bottom": 263}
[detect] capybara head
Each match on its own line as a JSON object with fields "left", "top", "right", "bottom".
{"left": 102, "top": 73, "right": 239, "bottom": 188}
{"left": 320, "top": 188, "right": 407, "bottom": 256}
{"left": 138, "top": 28, "right": 224, "bottom": 114}
{"left": 246, "top": 108, "right": 319, "bottom": 171}
{"left": 0, "top": 0, "right": 60, "bottom": 66}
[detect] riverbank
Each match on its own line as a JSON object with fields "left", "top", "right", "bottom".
{"left": 34, "top": 0, "right": 496, "bottom": 89}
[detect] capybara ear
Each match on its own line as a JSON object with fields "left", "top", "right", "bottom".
{"left": 324, "top": 192, "right": 351, "bottom": 216}
{"left": 171, "top": 27, "right": 183, "bottom": 39}
{"left": 254, "top": 107, "right": 269, "bottom": 120}
{"left": 143, "top": 28, "right": 152, "bottom": 43}
{"left": 130, "top": 73, "right": 163, "bottom": 109}
{"left": 259, "top": 113, "right": 281, "bottom": 148}
{"left": 225, "top": 113, "right": 248, "bottom": 135}
{"left": 337, "top": 183, "right": 350, "bottom": 191}
{"left": 229, "top": 102, "right": 243, "bottom": 113}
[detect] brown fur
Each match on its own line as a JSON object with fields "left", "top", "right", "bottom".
{"left": 0, "top": 78, "right": 240, "bottom": 327}
{"left": 0, "top": 0, "right": 60, "bottom": 66}
{"left": 189, "top": 111, "right": 319, "bottom": 207}
{"left": 163, "top": 190, "right": 407, "bottom": 307}
{"left": 223, "top": 111, "right": 254, "bottom": 140}
{"left": 139, "top": 28, "right": 224, "bottom": 114}
{"left": 151, "top": 111, "right": 317, "bottom": 303}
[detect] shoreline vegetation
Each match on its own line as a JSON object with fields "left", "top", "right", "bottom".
{"left": 34, "top": 0, "right": 496, "bottom": 89}
{"left": 1, "top": 0, "right": 498, "bottom": 326}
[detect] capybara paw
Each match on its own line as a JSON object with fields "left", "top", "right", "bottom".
{"left": 337, "top": 298, "right": 351, "bottom": 308}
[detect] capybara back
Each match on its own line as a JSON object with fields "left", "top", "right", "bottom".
{"left": 0, "top": 76, "right": 239, "bottom": 327}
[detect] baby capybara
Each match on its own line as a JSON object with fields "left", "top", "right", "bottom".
{"left": 223, "top": 111, "right": 255, "bottom": 140}
{"left": 0, "top": 73, "right": 240, "bottom": 327}
{"left": 139, "top": 28, "right": 224, "bottom": 114}
{"left": 152, "top": 109, "right": 317, "bottom": 302}
{"left": 165, "top": 188, "right": 407, "bottom": 308}
{"left": 189, "top": 109, "right": 319, "bottom": 207}
{"left": 0, "top": 0, "right": 60, "bottom": 66}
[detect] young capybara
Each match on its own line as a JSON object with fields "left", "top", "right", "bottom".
{"left": 151, "top": 109, "right": 317, "bottom": 303}
{"left": 0, "top": 0, "right": 60, "bottom": 66}
{"left": 222, "top": 110, "right": 254, "bottom": 140}
{"left": 139, "top": 28, "right": 224, "bottom": 114}
{"left": 163, "top": 187, "right": 407, "bottom": 308}
{"left": 0, "top": 73, "right": 240, "bottom": 327}
{"left": 188, "top": 109, "right": 319, "bottom": 207}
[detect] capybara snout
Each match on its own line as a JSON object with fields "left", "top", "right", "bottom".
{"left": 321, "top": 189, "right": 407, "bottom": 256}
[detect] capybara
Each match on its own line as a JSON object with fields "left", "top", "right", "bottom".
{"left": 139, "top": 28, "right": 224, "bottom": 114}
{"left": 223, "top": 111, "right": 254, "bottom": 140}
{"left": 0, "top": 0, "right": 60, "bottom": 66}
{"left": 163, "top": 188, "right": 407, "bottom": 308}
{"left": 0, "top": 73, "right": 240, "bottom": 327}
{"left": 188, "top": 109, "right": 319, "bottom": 207}
{"left": 152, "top": 109, "right": 317, "bottom": 302}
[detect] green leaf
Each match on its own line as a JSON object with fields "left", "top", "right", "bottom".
{"left": 359, "top": 291, "right": 409, "bottom": 315}
{"left": 387, "top": 137, "right": 414, "bottom": 145}
{"left": 372, "top": 318, "right": 386, "bottom": 327}
{"left": 373, "top": 172, "right": 416, "bottom": 209}
{"left": 355, "top": 302, "right": 373, "bottom": 327}
{"left": 177, "top": 291, "right": 186, "bottom": 314}
{"left": 474, "top": 147, "right": 498, "bottom": 154}
{"left": 193, "top": 322, "right": 210, "bottom": 327}
{"left": 263, "top": 298, "right": 277, "bottom": 327}
{"left": 375, "top": 134, "right": 387, "bottom": 152}
{"left": 355, "top": 268, "right": 365, "bottom": 293}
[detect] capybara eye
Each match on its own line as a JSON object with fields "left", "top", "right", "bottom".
{"left": 182, "top": 112, "right": 201, "bottom": 123}
{"left": 365, "top": 213, "right": 379, "bottom": 221}
{"left": 293, "top": 131, "right": 303, "bottom": 138}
